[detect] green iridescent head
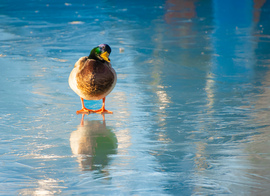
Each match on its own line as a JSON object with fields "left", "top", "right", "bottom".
{"left": 88, "top": 44, "right": 111, "bottom": 62}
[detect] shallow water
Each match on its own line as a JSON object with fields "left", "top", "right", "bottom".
{"left": 1, "top": 0, "right": 270, "bottom": 195}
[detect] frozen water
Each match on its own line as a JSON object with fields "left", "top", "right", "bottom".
{"left": 1, "top": 0, "right": 270, "bottom": 195}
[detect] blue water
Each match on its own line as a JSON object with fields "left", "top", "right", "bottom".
{"left": 1, "top": 0, "right": 270, "bottom": 195}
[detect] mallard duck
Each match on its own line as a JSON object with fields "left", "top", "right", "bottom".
{"left": 69, "top": 44, "right": 117, "bottom": 114}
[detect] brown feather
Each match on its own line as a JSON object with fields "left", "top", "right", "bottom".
{"left": 76, "top": 59, "right": 115, "bottom": 98}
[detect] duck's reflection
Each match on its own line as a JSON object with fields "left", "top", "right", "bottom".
{"left": 70, "top": 114, "right": 117, "bottom": 173}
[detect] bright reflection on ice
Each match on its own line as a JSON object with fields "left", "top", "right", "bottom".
{"left": 19, "top": 178, "right": 66, "bottom": 196}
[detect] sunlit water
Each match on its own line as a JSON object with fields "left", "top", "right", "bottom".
{"left": 1, "top": 0, "right": 270, "bottom": 195}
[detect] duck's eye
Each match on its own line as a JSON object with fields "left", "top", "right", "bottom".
{"left": 96, "top": 47, "right": 101, "bottom": 54}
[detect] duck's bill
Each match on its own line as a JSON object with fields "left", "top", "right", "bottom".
{"left": 101, "top": 51, "right": 110, "bottom": 62}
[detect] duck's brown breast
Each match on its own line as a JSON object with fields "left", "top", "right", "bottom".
{"left": 76, "top": 59, "right": 115, "bottom": 98}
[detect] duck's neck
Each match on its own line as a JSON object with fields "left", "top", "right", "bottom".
{"left": 88, "top": 50, "right": 99, "bottom": 61}
{"left": 88, "top": 51, "right": 105, "bottom": 63}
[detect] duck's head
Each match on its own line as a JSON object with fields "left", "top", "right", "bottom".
{"left": 88, "top": 44, "right": 111, "bottom": 62}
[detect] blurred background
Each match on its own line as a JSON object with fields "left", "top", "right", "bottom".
{"left": 1, "top": 0, "right": 270, "bottom": 195}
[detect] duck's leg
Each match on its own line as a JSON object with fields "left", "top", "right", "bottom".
{"left": 76, "top": 98, "right": 95, "bottom": 114}
{"left": 93, "top": 97, "right": 113, "bottom": 114}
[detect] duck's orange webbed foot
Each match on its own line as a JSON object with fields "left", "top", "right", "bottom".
{"left": 93, "top": 108, "right": 113, "bottom": 114}
{"left": 92, "top": 97, "right": 113, "bottom": 114}
{"left": 76, "top": 98, "right": 96, "bottom": 115}
{"left": 76, "top": 108, "right": 95, "bottom": 115}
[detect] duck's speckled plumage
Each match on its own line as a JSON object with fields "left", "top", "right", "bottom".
{"left": 69, "top": 56, "right": 116, "bottom": 100}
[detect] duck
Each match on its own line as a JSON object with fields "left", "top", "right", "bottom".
{"left": 69, "top": 44, "right": 117, "bottom": 114}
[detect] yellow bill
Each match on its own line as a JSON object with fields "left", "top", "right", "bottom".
{"left": 100, "top": 51, "right": 110, "bottom": 62}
